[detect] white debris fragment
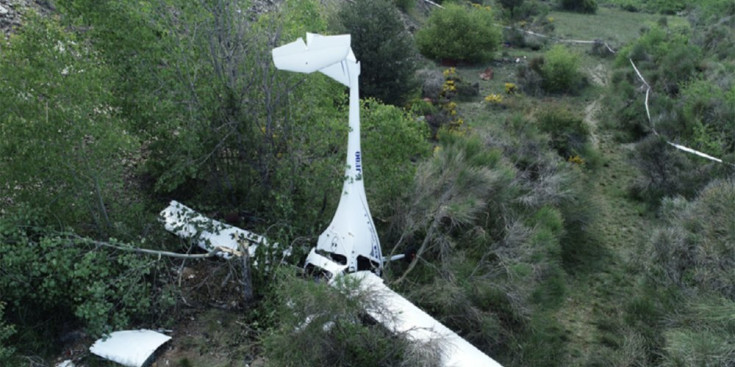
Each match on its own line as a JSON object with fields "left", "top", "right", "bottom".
{"left": 160, "top": 200, "right": 266, "bottom": 258}
{"left": 89, "top": 329, "right": 171, "bottom": 367}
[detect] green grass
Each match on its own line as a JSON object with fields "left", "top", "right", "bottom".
{"left": 548, "top": 7, "right": 687, "bottom": 46}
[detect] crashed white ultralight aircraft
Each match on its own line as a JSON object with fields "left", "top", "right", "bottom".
{"left": 161, "top": 33, "right": 503, "bottom": 367}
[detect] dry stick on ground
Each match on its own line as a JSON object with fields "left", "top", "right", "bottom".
{"left": 77, "top": 235, "right": 242, "bottom": 259}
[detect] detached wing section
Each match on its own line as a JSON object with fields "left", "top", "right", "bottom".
{"left": 345, "top": 272, "right": 503, "bottom": 367}
{"left": 160, "top": 200, "right": 270, "bottom": 259}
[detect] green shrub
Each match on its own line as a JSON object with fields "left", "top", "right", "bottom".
{"left": 393, "top": 0, "right": 415, "bottom": 11}
{"left": 416, "top": 4, "right": 502, "bottom": 64}
{"left": 560, "top": 0, "right": 598, "bottom": 14}
{"left": 630, "top": 135, "right": 718, "bottom": 204}
{"left": 263, "top": 271, "right": 440, "bottom": 366}
{"left": 672, "top": 79, "right": 735, "bottom": 157}
{"left": 0, "top": 302, "right": 15, "bottom": 364}
{"left": 516, "top": 60, "right": 545, "bottom": 95}
{"left": 361, "top": 99, "right": 432, "bottom": 222}
{"left": 537, "top": 107, "right": 590, "bottom": 159}
{"left": 644, "top": 0, "right": 686, "bottom": 14}
{"left": 631, "top": 179, "right": 735, "bottom": 365}
{"left": 334, "top": 0, "right": 418, "bottom": 106}
{"left": 0, "top": 218, "right": 176, "bottom": 354}
{"left": 646, "top": 179, "right": 735, "bottom": 297}
{"left": 693, "top": 0, "right": 735, "bottom": 23}
{"left": 663, "top": 328, "right": 735, "bottom": 366}
{"left": 499, "top": 0, "right": 525, "bottom": 19}
{"left": 540, "top": 45, "right": 584, "bottom": 93}
{"left": 0, "top": 14, "right": 140, "bottom": 237}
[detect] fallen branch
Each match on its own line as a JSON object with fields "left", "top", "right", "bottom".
{"left": 76, "top": 235, "right": 243, "bottom": 259}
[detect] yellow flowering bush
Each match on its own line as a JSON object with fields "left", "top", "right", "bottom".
{"left": 471, "top": 3, "right": 492, "bottom": 11}
{"left": 505, "top": 82, "right": 517, "bottom": 95}
{"left": 444, "top": 101, "right": 457, "bottom": 111}
{"left": 568, "top": 155, "right": 585, "bottom": 165}
{"left": 443, "top": 67, "right": 457, "bottom": 79}
{"left": 442, "top": 79, "right": 457, "bottom": 94}
{"left": 449, "top": 117, "right": 466, "bottom": 132}
{"left": 484, "top": 93, "right": 503, "bottom": 104}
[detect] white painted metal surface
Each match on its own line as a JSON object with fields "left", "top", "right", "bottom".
{"left": 345, "top": 272, "right": 503, "bottom": 367}
{"left": 161, "top": 32, "right": 503, "bottom": 367}
{"left": 273, "top": 33, "right": 383, "bottom": 275}
{"left": 89, "top": 329, "right": 171, "bottom": 367}
{"left": 160, "top": 200, "right": 268, "bottom": 258}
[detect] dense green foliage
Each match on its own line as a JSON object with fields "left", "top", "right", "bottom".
{"left": 334, "top": 0, "right": 418, "bottom": 106}
{"left": 382, "top": 124, "right": 597, "bottom": 365}
{"left": 0, "top": 302, "right": 14, "bottom": 365}
{"left": 416, "top": 4, "right": 502, "bottom": 63}
{"left": 608, "top": 11, "right": 735, "bottom": 203}
{"left": 537, "top": 106, "right": 591, "bottom": 159}
{"left": 0, "top": 1, "right": 432, "bottom": 363}
{"left": 595, "top": 4, "right": 735, "bottom": 363}
{"left": 541, "top": 45, "right": 584, "bottom": 93}
{"left": 622, "top": 178, "right": 735, "bottom": 365}
{"left": 518, "top": 44, "right": 584, "bottom": 95}
{"left": 2, "top": 0, "right": 735, "bottom": 365}
{"left": 0, "top": 14, "right": 140, "bottom": 237}
{"left": 0, "top": 215, "right": 175, "bottom": 358}
{"left": 499, "top": 0, "right": 525, "bottom": 19}
{"left": 263, "top": 271, "right": 439, "bottom": 366}
{"left": 361, "top": 99, "right": 432, "bottom": 220}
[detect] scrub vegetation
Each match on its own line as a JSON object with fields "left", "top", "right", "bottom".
{"left": 1, "top": 0, "right": 734, "bottom": 366}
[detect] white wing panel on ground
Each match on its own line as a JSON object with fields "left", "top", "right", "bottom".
{"left": 345, "top": 271, "right": 503, "bottom": 367}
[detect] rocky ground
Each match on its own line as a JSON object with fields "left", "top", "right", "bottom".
{"left": 0, "top": 0, "right": 56, "bottom": 39}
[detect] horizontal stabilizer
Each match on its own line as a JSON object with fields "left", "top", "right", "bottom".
{"left": 272, "top": 33, "right": 351, "bottom": 74}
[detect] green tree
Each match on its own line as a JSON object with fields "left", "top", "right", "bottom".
{"left": 361, "top": 99, "right": 432, "bottom": 222}
{"left": 537, "top": 106, "right": 590, "bottom": 158}
{"left": 0, "top": 216, "right": 175, "bottom": 354}
{"left": 416, "top": 4, "right": 501, "bottom": 64}
{"left": 334, "top": 0, "right": 419, "bottom": 106}
{"left": 540, "top": 45, "right": 583, "bottom": 93}
{"left": 0, "top": 302, "right": 14, "bottom": 364}
{"left": 0, "top": 14, "right": 138, "bottom": 236}
{"left": 263, "top": 270, "right": 440, "bottom": 366}
{"left": 499, "top": 0, "right": 524, "bottom": 19}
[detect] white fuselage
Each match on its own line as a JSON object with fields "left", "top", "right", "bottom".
{"left": 271, "top": 33, "right": 383, "bottom": 278}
